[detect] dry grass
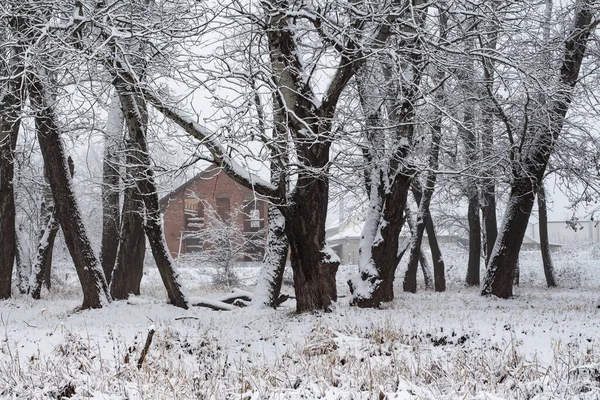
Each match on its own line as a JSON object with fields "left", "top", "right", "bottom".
{"left": 2, "top": 320, "right": 599, "bottom": 399}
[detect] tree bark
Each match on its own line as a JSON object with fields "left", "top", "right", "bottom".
{"left": 252, "top": 204, "right": 288, "bottom": 308}
{"left": 465, "top": 195, "right": 482, "bottom": 286}
{"left": 482, "top": 2, "right": 595, "bottom": 298}
{"left": 114, "top": 77, "right": 187, "bottom": 308}
{"left": 404, "top": 121, "right": 443, "bottom": 293}
{"left": 405, "top": 207, "right": 434, "bottom": 290}
{"left": 538, "top": 184, "right": 557, "bottom": 287}
{"left": 0, "top": 52, "right": 23, "bottom": 299}
{"left": 28, "top": 73, "right": 109, "bottom": 309}
{"left": 30, "top": 161, "right": 74, "bottom": 299}
{"left": 29, "top": 186, "right": 59, "bottom": 299}
{"left": 479, "top": 5, "right": 499, "bottom": 265}
{"left": 282, "top": 165, "right": 339, "bottom": 312}
{"left": 411, "top": 184, "right": 446, "bottom": 292}
{"left": 101, "top": 92, "right": 123, "bottom": 284}
{"left": 110, "top": 181, "right": 145, "bottom": 299}
{"left": 14, "top": 230, "right": 29, "bottom": 294}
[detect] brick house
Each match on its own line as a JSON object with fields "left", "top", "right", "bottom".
{"left": 159, "top": 165, "right": 268, "bottom": 260}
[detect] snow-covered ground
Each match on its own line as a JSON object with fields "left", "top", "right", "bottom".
{"left": 1, "top": 245, "right": 599, "bottom": 399}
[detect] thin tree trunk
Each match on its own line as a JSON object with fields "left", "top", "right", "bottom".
{"left": 114, "top": 77, "right": 187, "bottom": 309}
{"left": 404, "top": 123, "right": 443, "bottom": 293}
{"left": 30, "top": 161, "right": 74, "bottom": 299}
{"left": 29, "top": 73, "right": 109, "bottom": 309}
{"left": 405, "top": 207, "right": 433, "bottom": 289}
{"left": 466, "top": 196, "right": 482, "bottom": 286}
{"left": 29, "top": 206, "right": 59, "bottom": 299}
{"left": 101, "top": 92, "right": 123, "bottom": 284}
{"left": 14, "top": 230, "right": 29, "bottom": 294}
{"left": 411, "top": 184, "right": 446, "bottom": 292}
{"left": 538, "top": 184, "right": 557, "bottom": 287}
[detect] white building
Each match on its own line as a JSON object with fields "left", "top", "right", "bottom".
{"left": 529, "top": 220, "right": 600, "bottom": 245}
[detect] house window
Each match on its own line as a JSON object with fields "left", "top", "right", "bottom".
{"left": 242, "top": 196, "right": 266, "bottom": 260}
{"left": 216, "top": 196, "right": 230, "bottom": 221}
{"left": 184, "top": 198, "right": 204, "bottom": 253}
{"left": 242, "top": 197, "right": 265, "bottom": 233}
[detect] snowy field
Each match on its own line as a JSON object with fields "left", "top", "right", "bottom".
{"left": 1, "top": 245, "right": 599, "bottom": 399}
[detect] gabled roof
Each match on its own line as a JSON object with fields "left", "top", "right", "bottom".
{"left": 158, "top": 164, "right": 268, "bottom": 210}
{"left": 158, "top": 164, "right": 225, "bottom": 209}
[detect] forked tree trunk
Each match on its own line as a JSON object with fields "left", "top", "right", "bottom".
{"left": 411, "top": 184, "right": 446, "bottom": 292}
{"left": 30, "top": 161, "right": 74, "bottom": 299}
{"left": 405, "top": 207, "right": 433, "bottom": 289}
{"left": 29, "top": 191, "right": 59, "bottom": 299}
{"left": 482, "top": 2, "right": 595, "bottom": 298}
{"left": 110, "top": 182, "right": 145, "bottom": 299}
{"left": 538, "top": 184, "right": 557, "bottom": 287}
{"left": 101, "top": 92, "right": 123, "bottom": 284}
{"left": 29, "top": 73, "right": 109, "bottom": 309}
{"left": 404, "top": 123, "right": 442, "bottom": 293}
{"left": 252, "top": 204, "right": 288, "bottom": 308}
{"left": 115, "top": 77, "right": 187, "bottom": 309}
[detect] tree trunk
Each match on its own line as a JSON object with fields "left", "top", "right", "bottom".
{"left": 101, "top": 92, "right": 123, "bottom": 284}
{"left": 538, "top": 184, "right": 557, "bottom": 287}
{"left": 14, "top": 230, "right": 29, "bottom": 294}
{"left": 482, "top": 2, "right": 595, "bottom": 298}
{"left": 404, "top": 123, "right": 442, "bottom": 293}
{"left": 30, "top": 161, "right": 74, "bottom": 299}
{"left": 405, "top": 210, "right": 433, "bottom": 289}
{"left": 252, "top": 204, "right": 288, "bottom": 308}
{"left": 0, "top": 60, "right": 22, "bottom": 299}
{"left": 482, "top": 182, "right": 534, "bottom": 297}
{"left": 480, "top": 5, "right": 499, "bottom": 265}
{"left": 465, "top": 195, "right": 482, "bottom": 286}
{"left": 513, "top": 256, "right": 520, "bottom": 286}
{"left": 411, "top": 184, "right": 446, "bottom": 292}
{"left": 283, "top": 171, "right": 339, "bottom": 312}
{"left": 29, "top": 73, "right": 109, "bottom": 309}
{"left": 110, "top": 182, "right": 145, "bottom": 299}
{"left": 114, "top": 77, "right": 188, "bottom": 309}
{"left": 29, "top": 207, "right": 59, "bottom": 299}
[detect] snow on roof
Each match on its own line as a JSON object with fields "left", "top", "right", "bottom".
{"left": 327, "top": 222, "right": 363, "bottom": 242}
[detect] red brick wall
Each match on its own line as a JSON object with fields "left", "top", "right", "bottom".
{"left": 161, "top": 167, "right": 268, "bottom": 259}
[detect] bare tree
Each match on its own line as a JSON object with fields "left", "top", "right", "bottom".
{"left": 482, "top": 1, "right": 598, "bottom": 298}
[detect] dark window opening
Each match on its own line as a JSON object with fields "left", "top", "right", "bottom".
{"left": 184, "top": 197, "right": 204, "bottom": 253}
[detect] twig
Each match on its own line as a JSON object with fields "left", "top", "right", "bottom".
{"left": 137, "top": 327, "right": 155, "bottom": 369}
